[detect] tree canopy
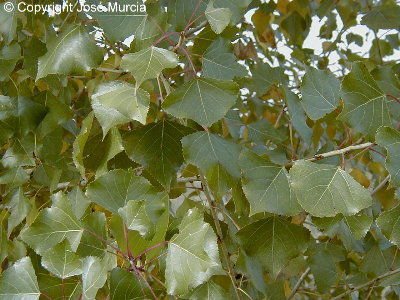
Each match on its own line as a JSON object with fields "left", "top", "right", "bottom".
{"left": 0, "top": 0, "right": 400, "bottom": 299}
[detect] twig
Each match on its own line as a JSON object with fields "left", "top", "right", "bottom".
{"left": 83, "top": 228, "right": 129, "bottom": 260}
{"left": 331, "top": 267, "right": 400, "bottom": 300}
{"left": 96, "top": 67, "right": 125, "bottom": 74}
{"left": 177, "top": 176, "right": 199, "bottom": 183}
{"left": 386, "top": 94, "right": 400, "bottom": 104}
{"left": 287, "top": 267, "right": 311, "bottom": 300}
{"left": 199, "top": 173, "right": 243, "bottom": 300}
{"left": 286, "top": 142, "right": 376, "bottom": 167}
{"left": 371, "top": 175, "right": 390, "bottom": 195}
{"left": 185, "top": 20, "right": 208, "bottom": 36}
{"left": 133, "top": 241, "right": 169, "bottom": 261}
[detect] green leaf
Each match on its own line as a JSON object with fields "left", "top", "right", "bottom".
{"left": 77, "top": 212, "right": 108, "bottom": 257}
{"left": 36, "top": 26, "right": 103, "bottom": 80}
{"left": 90, "top": 0, "right": 146, "bottom": 42}
{"left": 166, "top": 208, "right": 222, "bottom": 296}
{"left": 73, "top": 112, "right": 94, "bottom": 178}
{"left": 376, "top": 126, "right": 400, "bottom": 187}
{"left": 2, "top": 136, "right": 36, "bottom": 168}
{"left": 0, "top": 167, "right": 29, "bottom": 186}
{"left": 123, "top": 120, "right": 194, "bottom": 187}
{"left": 246, "top": 119, "right": 288, "bottom": 145}
{"left": 182, "top": 132, "right": 241, "bottom": 195}
{"left": 119, "top": 191, "right": 167, "bottom": 239}
{"left": 361, "top": 5, "right": 400, "bottom": 30}
{"left": 203, "top": 38, "right": 247, "bottom": 80}
{"left": 110, "top": 268, "right": 144, "bottom": 300}
{"left": 283, "top": 88, "right": 312, "bottom": 144}
{"left": 5, "top": 188, "right": 31, "bottom": 237}
{"left": 134, "top": 9, "right": 167, "bottom": 50}
{"left": 239, "top": 151, "right": 301, "bottom": 216}
{"left": 68, "top": 187, "right": 90, "bottom": 221}
{"left": 41, "top": 241, "right": 82, "bottom": 279}
{"left": 168, "top": 0, "right": 207, "bottom": 31}
{"left": 214, "top": 0, "right": 251, "bottom": 24}
{"left": 38, "top": 275, "right": 82, "bottom": 300}
{"left": 0, "top": 96, "right": 46, "bottom": 136}
{"left": 189, "top": 279, "right": 228, "bottom": 300}
{"left": 307, "top": 243, "right": 345, "bottom": 293}
{"left": 338, "top": 62, "right": 392, "bottom": 138}
{"left": 289, "top": 160, "right": 373, "bottom": 217}
{"left": 0, "top": 43, "right": 21, "bottom": 81}
{"left": 205, "top": 1, "right": 232, "bottom": 34}
{"left": 162, "top": 78, "right": 239, "bottom": 127}
{"left": 300, "top": 67, "right": 340, "bottom": 120}
{"left": 119, "top": 201, "right": 153, "bottom": 238}
{"left": 91, "top": 81, "right": 150, "bottom": 136}
{"left": 21, "top": 192, "right": 83, "bottom": 255}
{"left": 0, "top": 257, "right": 40, "bottom": 300}
{"left": 82, "top": 255, "right": 114, "bottom": 300}
{"left": 376, "top": 205, "right": 400, "bottom": 247}
{"left": 251, "top": 63, "right": 285, "bottom": 96}
{"left": 0, "top": 0, "right": 17, "bottom": 43}
{"left": 237, "top": 217, "right": 310, "bottom": 279}
{"left": 86, "top": 169, "right": 153, "bottom": 214}
{"left": 121, "top": 46, "right": 179, "bottom": 86}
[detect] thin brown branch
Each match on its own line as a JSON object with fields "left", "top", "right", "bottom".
{"left": 133, "top": 241, "right": 169, "bottom": 261}
{"left": 386, "top": 94, "right": 400, "bottom": 104}
{"left": 83, "top": 228, "right": 129, "bottom": 260}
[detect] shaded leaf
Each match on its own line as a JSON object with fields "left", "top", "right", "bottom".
{"left": 339, "top": 62, "right": 392, "bottom": 138}
{"left": 239, "top": 150, "right": 301, "bottom": 216}
{"left": 203, "top": 38, "right": 247, "bottom": 80}
{"left": 110, "top": 268, "right": 144, "bottom": 300}
{"left": 123, "top": 120, "right": 194, "bottom": 187}
{"left": 376, "top": 205, "right": 400, "bottom": 247}
{"left": 182, "top": 131, "right": 241, "bottom": 195}
{"left": 376, "top": 126, "right": 400, "bottom": 187}
{"left": 189, "top": 279, "right": 228, "bottom": 300}
{"left": 237, "top": 217, "right": 310, "bottom": 279}
{"left": 0, "top": 0, "right": 17, "bottom": 43}
{"left": 283, "top": 88, "right": 312, "bottom": 144}
{"left": 300, "top": 67, "right": 340, "bottom": 120}
{"left": 90, "top": 0, "right": 146, "bottom": 42}
{"left": 73, "top": 112, "right": 94, "bottom": 178}
{"left": 361, "top": 5, "right": 400, "bottom": 30}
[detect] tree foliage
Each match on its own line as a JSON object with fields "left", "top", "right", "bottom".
{"left": 0, "top": 0, "right": 400, "bottom": 299}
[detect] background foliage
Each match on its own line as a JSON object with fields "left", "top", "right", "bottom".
{"left": 0, "top": 0, "right": 400, "bottom": 299}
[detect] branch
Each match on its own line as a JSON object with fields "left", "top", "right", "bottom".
{"left": 199, "top": 173, "right": 243, "bottom": 300}
{"left": 386, "top": 94, "right": 400, "bottom": 104}
{"left": 371, "top": 175, "right": 390, "bottom": 195}
{"left": 286, "top": 142, "right": 376, "bottom": 167}
{"left": 331, "top": 267, "right": 400, "bottom": 300}
{"left": 287, "top": 267, "right": 311, "bottom": 300}
{"left": 185, "top": 20, "right": 208, "bottom": 36}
